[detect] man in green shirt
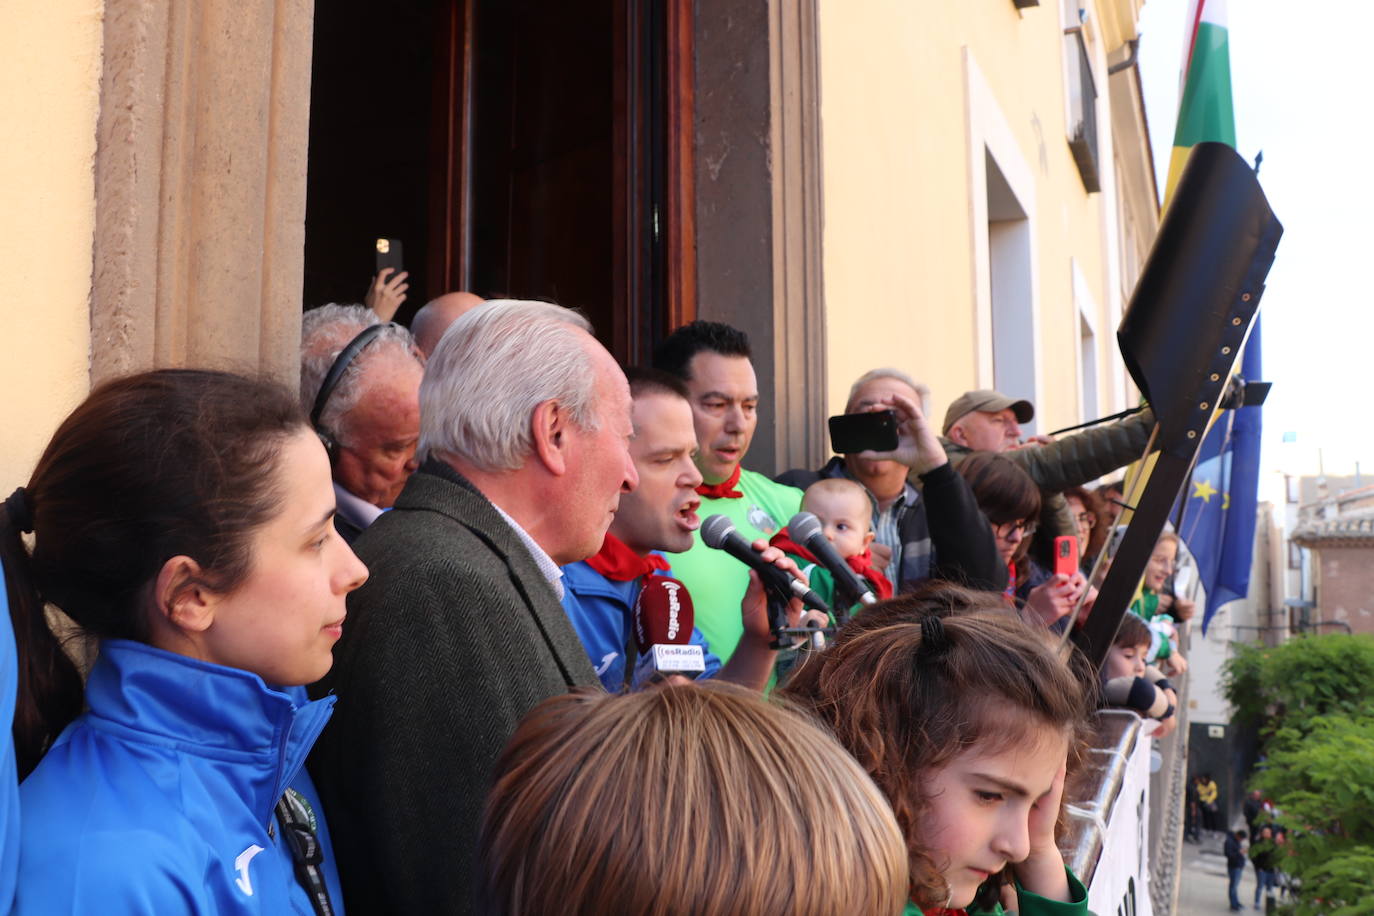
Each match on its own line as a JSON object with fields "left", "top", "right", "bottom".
{"left": 652, "top": 321, "right": 804, "bottom": 662}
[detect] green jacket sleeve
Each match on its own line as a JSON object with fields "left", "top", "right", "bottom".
{"left": 904, "top": 869, "right": 1088, "bottom": 916}
{"left": 787, "top": 555, "right": 837, "bottom": 611}
{"left": 1002, "top": 869, "right": 1089, "bottom": 916}
{"left": 1009, "top": 409, "right": 1156, "bottom": 493}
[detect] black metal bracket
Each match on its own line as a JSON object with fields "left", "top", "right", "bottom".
{"left": 1070, "top": 143, "right": 1283, "bottom": 669}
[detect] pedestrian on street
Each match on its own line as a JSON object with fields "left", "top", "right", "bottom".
{"left": 1250, "top": 824, "right": 1278, "bottom": 909}
{"left": 1224, "top": 829, "right": 1249, "bottom": 911}
{"left": 1184, "top": 769, "right": 1202, "bottom": 842}
{"left": 1197, "top": 773, "right": 1221, "bottom": 833}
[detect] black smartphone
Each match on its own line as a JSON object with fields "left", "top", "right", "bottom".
{"left": 374, "top": 237, "right": 404, "bottom": 280}
{"left": 828, "top": 410, "right": 899, "bottom": 454}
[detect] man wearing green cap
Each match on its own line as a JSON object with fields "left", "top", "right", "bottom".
{"left": 936, "top": 388, "right": 1155, "bottom": 549}
{"left": 942, "top": 389, "right": 1037, "bottom": 452}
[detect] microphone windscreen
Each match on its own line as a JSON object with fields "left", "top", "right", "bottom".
{"left": 633, "top": 576, "right": 696, "bottom": 653}
{"left": 700, "top": 514, "right": 735, "bottom": 549}
{"left": 788, "top": 511, "right": 824, "bottom": 545}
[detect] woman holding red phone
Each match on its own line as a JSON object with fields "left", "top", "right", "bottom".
{"left": 955, "top": 453, "right": 1088, "bottom": 628}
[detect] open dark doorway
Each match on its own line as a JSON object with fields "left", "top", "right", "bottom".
{"left": 302, "top": 0, "right": 695, "bottom": 362}
{"left": 302, "top": 0, "right": 440, "bottom": 323}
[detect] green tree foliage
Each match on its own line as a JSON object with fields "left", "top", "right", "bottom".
{"left": 1300, "top": 848, "right": 1374, "bottom": 916}
{"left": 1223, "top": 634, "right": 1374, "bottom": 738}
{"left": 1223, "top": 635, "right": 1374, "bottom": 914}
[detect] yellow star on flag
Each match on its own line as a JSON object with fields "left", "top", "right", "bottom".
{"left": 1193, "top": 479, "right": 1218, "bottom": 503}
{"left": 1223, "top": 492, "right": 1230, "bottom": 510}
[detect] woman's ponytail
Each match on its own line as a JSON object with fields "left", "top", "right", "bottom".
{"left": 2, "top": 489, "right": 83, "bottom": 779}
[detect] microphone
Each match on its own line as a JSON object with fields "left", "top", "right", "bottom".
{"left": 632, "top": 576, "right": 706, "bottom": 677}
{"left": 788, "top": 511, "right": 878, "bottom": 607}
{"left": 700, "top": 515, "right": 831, "bottom": 614}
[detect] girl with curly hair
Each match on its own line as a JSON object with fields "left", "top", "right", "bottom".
{"left": 782, "top": 583, "right": 1093, "bottom": 916}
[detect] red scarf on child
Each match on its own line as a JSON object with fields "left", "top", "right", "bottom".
{"left": 585, "top": 532, "right": 671, "bottom": 582}
{"left": 768, "top": 528, "right": 894, "bottom": 601}
{"left": 695, "top": 464, "right": 744, "bottom": 499}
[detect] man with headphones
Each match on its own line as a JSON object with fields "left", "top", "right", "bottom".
{"left": 301, "top": 304, "right": 425, "bottom": 543}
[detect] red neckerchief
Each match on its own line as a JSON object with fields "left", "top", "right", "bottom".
{"left": 845, "top": 550, "right": 894, "bottom": 601}
{"left": 769, "top": 529, "right": 894, "bottom": 601}
{"left": 1003, "top": 560, "right": 1018, "bottom": 606}
{"left": 695, "top": 464, "right": 743, "bottom": 499}
{"left": 585, "top": 532, "right": 671, "bottom": 582}
{"left": 768, "top": 527, "right": 810, "bottom": 559}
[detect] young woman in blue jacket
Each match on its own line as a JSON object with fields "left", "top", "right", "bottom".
{"left": 2, "top": 369, "right": 367, "bottom": 914}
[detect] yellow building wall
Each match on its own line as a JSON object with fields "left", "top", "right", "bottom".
{"left": 818, "top": 0, "right": 1125, "bottom": 433}
{"left": 0, "top": 1, "right": 103, "bottom": 485}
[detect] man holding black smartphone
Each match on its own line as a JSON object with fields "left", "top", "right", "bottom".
{"left": 776, "top": 369, "right": 1005, "bottom": 593}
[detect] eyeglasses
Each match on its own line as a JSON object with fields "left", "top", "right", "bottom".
{"left": 994, "top": 520, "right": 1037, "bottom": 540}
{"left": 1075, "top": 512, "right": 1096, "bottom": 529}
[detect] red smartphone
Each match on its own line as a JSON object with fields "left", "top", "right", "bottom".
{"left": 1053, "top": 535, "right": 1079, "bottom": 578}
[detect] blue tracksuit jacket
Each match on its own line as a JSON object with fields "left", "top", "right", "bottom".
{"left": 1, "top": 576, "right": 18, "bottom": 912}
{"left": 15, "top": 640, "right": 345, "bottom": 914}
{"left": 561, "top": 561, "right": 722, "bottom": 691}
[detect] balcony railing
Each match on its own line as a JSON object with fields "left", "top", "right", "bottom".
{"left": 1065, "top": 28, "right": 1101, "bottom": 193}
{"left": 1061, "top": 603, "right": 1192, "bottom": 914}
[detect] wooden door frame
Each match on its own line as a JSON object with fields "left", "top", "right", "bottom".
{"left": 663, "top": 0, "right": 698, "bottom": 339}
{"left": 429, "top": 0, "right": 475, "bottom": 299}
{"left": 427, "top": 0, "right": 697, "bottom": 364}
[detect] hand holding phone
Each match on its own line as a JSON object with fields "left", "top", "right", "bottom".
{"left": 1053, "top": 535, "right": 1079, "bottom": 578}
{"left": 828, "top": 410, "right": 899, "bottom": 454}
{"left": 365, "top": 267, "right": 410, "bottom": 321}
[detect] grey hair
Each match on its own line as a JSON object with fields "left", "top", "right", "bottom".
{"left": 845, "top": 368, "right": 932, "bottom": 415}
{"left": 300, "top": 303, "right": 421, "bottom": 443}
{"left": 419, "top": 300, "right": 598, "bottom": 471}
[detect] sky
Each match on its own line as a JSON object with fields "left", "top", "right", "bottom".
{"left": 1134, "top": 0, "right": 1374, "bottom": 499}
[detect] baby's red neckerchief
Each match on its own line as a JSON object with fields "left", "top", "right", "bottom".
{"left": 844, "top": 549, "right": 894, "bottom": 601}
{"left": 768, "top": 528, "right": 894, "bottom": 601}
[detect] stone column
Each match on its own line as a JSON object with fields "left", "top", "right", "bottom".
{"left": 693, "top": 0, "right": 826, "bottom": 476}
{"left": 91, "top": 0, "right": 315, "bottom": 387}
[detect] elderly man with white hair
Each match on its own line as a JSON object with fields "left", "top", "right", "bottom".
{"left": 308, "top": 300, "right": 638, "bottom": 915}
{"left": 776, "top": 368, "right": 1005, "bottom": 593}
{"left": 300, "top": 304, "right": 424, "bottom": 542}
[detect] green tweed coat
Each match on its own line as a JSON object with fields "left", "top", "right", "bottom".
{"left": 308, "top": 460, "right": 599, "bottom": 915}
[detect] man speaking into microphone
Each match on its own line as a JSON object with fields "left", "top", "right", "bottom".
{"left": 561, "top": 369, "right": 810, "bottom": 692}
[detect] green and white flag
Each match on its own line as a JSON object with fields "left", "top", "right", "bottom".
{"left": 1165, "top": 0, "right": 1235, "bottom": 205}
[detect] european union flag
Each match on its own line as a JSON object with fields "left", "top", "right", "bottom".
{"left": 1178, "top": 321, "right": 1263, "bottom": 633}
